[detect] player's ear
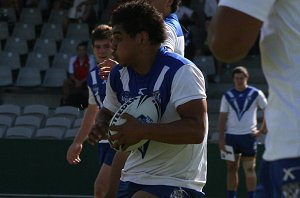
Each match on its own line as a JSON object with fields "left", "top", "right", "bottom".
{"left": 136, "top": 31, "right": 149, "bottom": 45}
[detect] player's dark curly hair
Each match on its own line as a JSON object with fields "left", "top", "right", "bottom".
{"left": 91, "top": 24, "right": 112, "bottom": 46}
{"left": 111, "top": 0, "right": 166, "bottom": 45}
{"left": 171, "top": 0, "right": 181, "bottom": 13}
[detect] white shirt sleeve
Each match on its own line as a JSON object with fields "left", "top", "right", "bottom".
{"left": 220, "top": 95, "right": 229, "bottom": 113}
{"left": 103, "top": 74, "right": 122, "bottom": 113}
{"left": 219, "top": 0, "right": 275, "bottom": 22}
{"left": 88, "top": 86, "right": 97, "bottom": 105}
{"left": 257, "top": 90, "right": 268, "bottom": 109}
{"left": 170, "top": 64, "right": 207, "bottom": 108}
{"left": 68, "top": 56, "right": 76, "bottom": 74}
{"left": 163, "top": 23, "right": 177, "bottom": 53}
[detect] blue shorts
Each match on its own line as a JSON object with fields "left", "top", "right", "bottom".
{"left": 97, "top": 143, "right": 116, "bottom": 166}
{"left": 226, "top": 134, "right": 257, "bottom": 157}
{"left": 256, "top": 157, "right": 300, "bottom": 198}
{"left": 117, "top": 181, "right": 204, "bottom": 198}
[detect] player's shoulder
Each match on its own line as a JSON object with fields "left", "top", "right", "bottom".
{"left": 161, "top": 48, "right": 193, "bottom": 67}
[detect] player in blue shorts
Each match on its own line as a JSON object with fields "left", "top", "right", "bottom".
{"left": 208, "top": 0, "right": 300, "bottom": 197}
{"left": 66, "top": 24, "right": 116, "bottom": 198}
{"left": 88, "top": 1, "right": 208, "bottom": 197}
{"left": 218, "top": 66, "right": 267, "bottom": 198}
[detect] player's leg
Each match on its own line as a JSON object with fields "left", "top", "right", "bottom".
{"left": 240, "top": 134, "right": 257, "bottom": 198}
{"left": 225, "top": 134, "right": 241, "bottom": 198}
{"left": 227, "top": 155, "right": 241, "bottom": 197}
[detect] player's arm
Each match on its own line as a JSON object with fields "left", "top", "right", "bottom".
{"left": 207, "top": 6, "right": 263, "bottom": 63}
{"left": 66, "top": 103, "right": 98, "bottom": 164}
{"left": 218, "top": 112, "right": 228, "bottom": 151}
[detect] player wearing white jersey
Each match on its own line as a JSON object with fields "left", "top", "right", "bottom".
{"left": 88, "top": 1, "right": 208, "bottom": 197}
{"left": 218, "top": 66, "right": 267, "bottom": 198}
{"left": 208, "top": 0, "right": 300, "bottom": 197}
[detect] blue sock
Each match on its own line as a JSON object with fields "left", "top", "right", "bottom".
{"left": 248, "top": 191, "right": 255, "bottom": 198}
{"left": 227, "top": 191, "right": 237, "bottom": 198}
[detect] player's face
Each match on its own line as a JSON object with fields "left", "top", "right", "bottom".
{"left": 233, "top": 73, "right": 248, "bottom": 89}
{"left": 93, "top": 39, "right": 113, "bottom": 63}
{"left": 112, "top": 25, "right": 139, "bottom": 66}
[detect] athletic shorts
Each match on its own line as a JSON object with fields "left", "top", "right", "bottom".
{"left": 117, "top": 181, "right": 205, "bottom": 198}
{"left": 256, "top": 157, "right": 300, "bottom": 198}
{"left": 225, "top": 133, "right": 257, "bottom": 157}
{"left": 97, "top": 143, "right": 116, "bottom": 166}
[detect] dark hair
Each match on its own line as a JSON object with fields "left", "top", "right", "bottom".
{"left": 171, "top": 0, "right": 181, "bottom": 13}
{"left": 91, "top": 24, "right": 112, "bottom": 46}
{"left": 77, "top": 41, "right": 88, "bottom": 49}
{"left": 232, "top": 66, "right": 249, "bottom": 78}
{"left": 111, "top": 0, "right": 166, "bottom": 45}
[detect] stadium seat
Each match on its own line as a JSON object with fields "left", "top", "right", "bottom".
{"left": 59, "top": 38, "right": 82, "bottom": 55}
{"left": 40, "top": 23, "right": 64, "bottom": 41}
{"left": 48, "top": 9, "right": 67, "bottom": 24}
{"left": 12, "top": 23, "right": 36, "bottom": 41}
{"left": 0, "top": 51, "right": 21, "bottom": 70}
{"left": 66, "top": 23, "right": 90, "bottom": 41}
{"left": 0, "top": 8, "right": 17, "bottom": 23}
{"left": 5, "top": 126, "right": 36, "bottom": 139}
{"left": 14, "top": 115, "right": 43, "bottom": 129}
{"left": 0, "top": 21, "right": 9, "bottom": 40}
{"left": 34, "top": 126, "right": 66, "bottom": 140}
{"left": 15, "top": 67, "right": 41, "bottom": 87}
{"left": 5, "top": 37, "right": 29, "bottom": 55}
{"left": 0, "top": 114, "right": 15, "bottom": 127}
{"left": 64, "top": 128, "right": 79, "bottom": 140}
{"left": 19, "top": 8, "right": 43, "bottom": 26}
{"left": 53, "top": 106, "right": 81, "bottom": 120}
{"left": 72, "top": 117, "right": 83, "bottom": 128}
{"left": 193, "top": 55, "right": 216, "bottom": 76}
{"left": 0, "top": 125, "right": 7, "bottom": 138}
{"left": 42, "top": 68, "right": 67, "bottom": 88}
{"left": 23, "top": 104, "right": 49, "bottom": 119}
{"left": 45, "top": 117, "right": 73, "bottom": 129}
{"left": 25, "top": 52, "right": 50, "bottom": 71}
{"left": 52, "top": 53, "right": 71, "bottom": 70}
{"left": 0, "top": 67, "right": 13, "bottom": 86}
{"left": 33, "top": 38, "right": 57, "bottom": 57}
{"left": 0, "top": 104, "right": 21, "bottom": 119}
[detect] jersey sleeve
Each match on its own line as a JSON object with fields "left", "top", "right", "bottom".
{"left": 257, "top": 90, "right": 268, "bottom": 109}
{"left": 170, "top": 64, "right": 206, "bottom": 108}
{"left": 219, "top": 0, "right": 275, "bottom": 22}
{"left": 102, "top": 74, "right": 121, "bottom": 113}
{"left": 163, "top": 23, "right": 176, "bottom": 53}
{"left": 219, "top": 95, "right": 229, "bottom": 113}
{"left": 88, "top": 86, "right": 97, "bottom": 105}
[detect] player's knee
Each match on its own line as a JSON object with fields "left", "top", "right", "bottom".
{"left": 242, "top": 160, "right": 256, "bottom": 177}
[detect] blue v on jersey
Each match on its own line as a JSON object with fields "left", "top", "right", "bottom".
{"left": 87, "top": 66, "right": 106, "bottom": 107}
{"left": 103, "top": 47, "right": 208, "bottom": 192}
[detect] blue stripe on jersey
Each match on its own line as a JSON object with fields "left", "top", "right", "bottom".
{"left": 109, "top": 47, "right": 193, "bottom": 116}
{"left": 164, "top": 13, "right": 184, "bottom": 37}
{"left": 224, "top": 86, "right": 259, "bottom": 121}
{"left": 87, "top": 66, "right": 107, "bottom": 108}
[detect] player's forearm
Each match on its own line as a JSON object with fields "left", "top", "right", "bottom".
{"left": 73, "top": 106, "right": 98, "bottom": 144}
{"left": 94, "top": 108, "right": 113, "bottom": 132}
{"left": 143, "top": 115, "right": 207, "bottom": 144}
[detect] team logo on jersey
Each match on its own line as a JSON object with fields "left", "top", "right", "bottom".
{"left": 169, "top": 188, "right": 188, "bottom": 198}
{"left": 121, "top": 91, "right": 131, "bottom": 103}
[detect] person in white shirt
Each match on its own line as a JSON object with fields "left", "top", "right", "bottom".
{"left": 208, "top": 1, "right": 300, "bottom": 197}
{"left": 218, "top": 66, "right": 267, "bottom": 198}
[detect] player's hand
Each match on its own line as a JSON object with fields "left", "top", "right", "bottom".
{"left": 87, "top": 123, "right": 109, "bottom": 145}
{"left": 108, "top": 113, "right": 145, "bottom": 151}
{"left": 66, "top": 142, "right": 82, "bottom": 165}
{"left": 98, "top": 59, "right": 118, "bottom": 79}
{"left": 252, "top": 129, "right": 265, "bottom": 137}
{"left": 218, "top": 138, "right": 226, "bottom": 151}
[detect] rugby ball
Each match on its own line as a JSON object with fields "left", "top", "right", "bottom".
{"left": 108, "top": 95, "right": 160, "bottom": 152}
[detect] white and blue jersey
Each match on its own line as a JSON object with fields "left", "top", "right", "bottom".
{"left": 103, "top": 47, "right": 208, "bottom": 192}
{"left": 220, "top": 86, "right": 267, "bottom": 135}
{"left": 164, "top": 13, "right": 185, "bottom": 56}
{"left": 87, "top": 66, "right": 116, "bottom": 165}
